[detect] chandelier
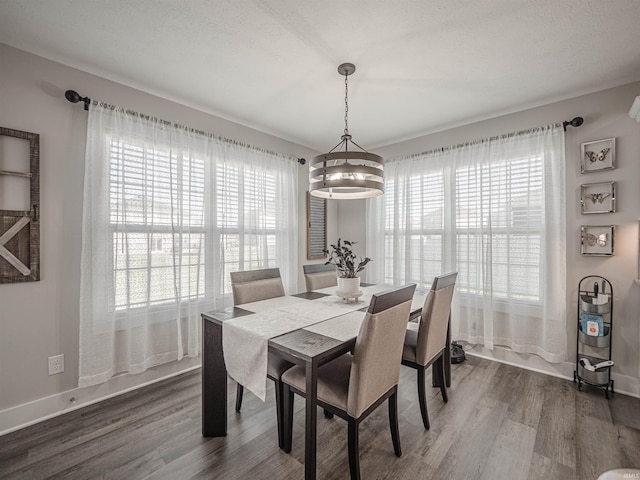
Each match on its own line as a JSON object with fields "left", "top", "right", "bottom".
{"left": 309, "top": 63, "right": 384, "bottom": 199}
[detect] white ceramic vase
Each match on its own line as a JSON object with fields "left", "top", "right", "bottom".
{"left": 337, "top": 276, "right": 361, "bottom": 295}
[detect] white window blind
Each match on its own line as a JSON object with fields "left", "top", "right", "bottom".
{"left": 110, "top": 140, "right": 206, "bottom": 311}
{"left": 455, "top": 156, "right": 543, "bottom": 302}
{"left": 216, "top": 163, "right": 280, "bottom": 294}
{"left": 383, "top": 170, "right": 445, "bottom": 288}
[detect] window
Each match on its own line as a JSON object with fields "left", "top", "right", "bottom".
{"left": 215, "top": 163, "right": 280, "bottom": 294}
{"left": 382, "top": 170, "right": 445, "bottom": 289}
{"left": 454, "top": 156, "right": 543, "bottom": 302}
{"left": 381, "top": 154, "right": 544, "bottom": 303}
{"left": 80, "top": 102, "right": 299, "bottom": 386}
{"left": 109, "top": 139, "right": 206, "bottom": 311}
{"left": 108, "top": 139, "right": 286, "bottom": 312}
{"left": 368, "top": 124, "right": 567, "bottom": 362}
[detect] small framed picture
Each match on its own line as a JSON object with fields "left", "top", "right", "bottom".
{"left": 581, "top": 181, "right": 616, "bottom": 214}
{"left": 580, "top": 225, "right": 615, "bottom": 256}
{"left": 581, "top": 138, "right": 615, "bottom": 173}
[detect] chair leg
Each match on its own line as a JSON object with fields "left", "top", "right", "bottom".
{"left": 283, "top": 383, "right": 294, "bottom": 453}
{"left": 347, "top": 418, "right": 361, "bottom": 480}
{"left": 274, "top": 380, "right": 284, "bottom": 449}
{"left": 388, "top": 391, "right": 402, "bottom": 457}
{"left": 235, "top": 383, "right": 244, "bottom": 412}
{"left": 438, "top": 356, "right": 448, "bottom": 403}
{"left": 417, "top": 367, "right": 430, "bottom": 430}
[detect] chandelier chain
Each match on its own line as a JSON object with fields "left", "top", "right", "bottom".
{"left": 344, "top": 73, "right": 349, "bottom": 136}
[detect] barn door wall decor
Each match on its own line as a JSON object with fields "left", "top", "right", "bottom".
{"left": 0, "top": 126, "right": 40, "bottom": 283}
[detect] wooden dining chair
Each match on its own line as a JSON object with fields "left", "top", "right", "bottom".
{"left": 282, "top": 283, "right": 417, "bottom": 480}
{"left": 229, "top": 268, "right": 294, "bottom": 447}
{"left": 401, "top": 272, "right": 457, "bottom": 429}
{"left": 302, "top": 263, "right": 338, "bottom": 291}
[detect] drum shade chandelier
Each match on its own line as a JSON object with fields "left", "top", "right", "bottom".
{"left": 309, "top": 63, "right": 384, "bottom": 199}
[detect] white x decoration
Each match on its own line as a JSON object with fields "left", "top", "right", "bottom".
{"left": 0, "top": 216, "right": 31, "bottom": 275}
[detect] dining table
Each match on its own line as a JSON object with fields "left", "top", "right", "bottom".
{"left": 201, "top": 283, "right": 451, "bottom": 480}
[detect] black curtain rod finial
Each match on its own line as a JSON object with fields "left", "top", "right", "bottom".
{"left": 65, "top": 89, "right": 91, "bottom": 111}
{"left": 563, "top": 116, "right": 584, "bottom": 131}
{"left": 297, "top": 158, "right": 306, "bottom": 165}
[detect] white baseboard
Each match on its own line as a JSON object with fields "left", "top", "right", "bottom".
{"left": 466, "top": 345, "right": 640, "bottom": 399}
{"left": 0, "top": 358, "right": 202, "bottom": 436}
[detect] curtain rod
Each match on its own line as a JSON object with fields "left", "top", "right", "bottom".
{"left": 65, "top": 90, "right": 580, "bottom": 161}
{"left": 392, "top": 116, "right": 584, "bottom": 163}
{"left": 64, "top": 90, "right": 307, "bottom": 165}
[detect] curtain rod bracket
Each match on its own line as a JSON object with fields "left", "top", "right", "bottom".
{"left": 563, "top": 116, "right": 584, "bottom": 131}
{"left": 65, "top": 90, "right": 91, "bottom": 111}
{"left": 297, "top": 158, "right": 306, "bottom": 165}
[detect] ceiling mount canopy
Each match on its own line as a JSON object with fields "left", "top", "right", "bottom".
{"left": 309, "top": 63, "right": 384, "bottom": 200}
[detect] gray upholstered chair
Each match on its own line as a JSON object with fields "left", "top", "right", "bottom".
{"left": 230, "top": 267, "right": 285, "bottom": 305}
{"left": 229, "top": 268, "right": 294, "bottom": 447}
{"left": 402, "top": 272, "right": 457, "bottom": 429}
{"left": 302, "top": 263, "right": 338, "bottom": 291}
{"left": 282, "top": 283, "right": 417, "bottom": 480}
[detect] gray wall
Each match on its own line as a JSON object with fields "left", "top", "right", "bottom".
{"left": 0, "top": 44, "right": 328, "bottom": 431}
{"left": 338, "top": 81, "right": 640, "bottom": 388}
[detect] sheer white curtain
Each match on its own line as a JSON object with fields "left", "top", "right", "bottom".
{"left": 367, "top": 124, "right": 566, "bottom": 362}
{"left": 79, "top": 103, "right": 298, "bottom": 387}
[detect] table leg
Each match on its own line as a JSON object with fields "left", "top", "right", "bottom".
{"left": 304, "top": 359, "right": 318, "bottom": 480}
{"left": 202, "top": 317, "right": 227, "bottom": 437}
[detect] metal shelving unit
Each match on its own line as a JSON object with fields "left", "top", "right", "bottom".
{"left": 574, "top": 275, "right": 614, "bottom": 398}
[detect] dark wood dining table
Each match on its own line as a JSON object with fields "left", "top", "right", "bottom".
{"left": 201, "top": 285, "right": 451, "bottom": 480}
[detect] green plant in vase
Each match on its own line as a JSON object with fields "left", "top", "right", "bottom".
{"left": 324, "top": 239, "right": 371, "bottom": 297}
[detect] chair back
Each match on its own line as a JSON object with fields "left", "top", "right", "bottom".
{"left": 230, "top": 268, "right": 285, "bottom": 305}
{"left": 303, "top": 263, "right": 338, "bottom": 291}
{"left": 347, "top": 283, "right": 416, "bottom": 418}
{"left": 415, "top": 272, "right": 457, "bottom": 366}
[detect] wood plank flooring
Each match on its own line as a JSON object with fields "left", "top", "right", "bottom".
{"left": 1, "top": 356, "right": 639, "bottom": 479}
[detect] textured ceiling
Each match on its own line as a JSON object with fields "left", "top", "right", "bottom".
{"left": 1, "top": 0, "right": 640, "bottom": 151}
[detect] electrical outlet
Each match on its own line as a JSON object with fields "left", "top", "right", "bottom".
{"left": 48, "top": 354, "right": 64, "bottom": 375}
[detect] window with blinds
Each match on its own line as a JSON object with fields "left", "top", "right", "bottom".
{"left": 216, "top": 163, "right": 278, "bottom": 294}
{"left": 383, "top": 171, "right": 445, "bottom": 288}
{"left": 109, "top": 139, "right": 279, "bottom": 311}
{"left": 383, "top": 153, "right": 544, "bottom": 302}
{"left": 109, "top": 140, "right": 206, "bottom": 311}
{"left": 455, "top": 156, "right": 543, "bottom": 301}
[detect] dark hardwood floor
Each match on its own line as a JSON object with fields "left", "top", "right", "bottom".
{"left": 1, "top": 356, "right": 639, "bottom": 479}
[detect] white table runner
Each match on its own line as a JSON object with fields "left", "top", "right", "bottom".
{"left": 236, "top": 295, "right": 308, "bottom": 313}
{"left": 223, "top": 285, "right": 427, "bottom": 401}
{"left": 303, "top": 291, "right": 427, "bottom": 341}
{"left": 303, "top": 310, "right": 366, "bottom": 341}
{"left": 223, "top": 288, "right": 377, "bottom": 401}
